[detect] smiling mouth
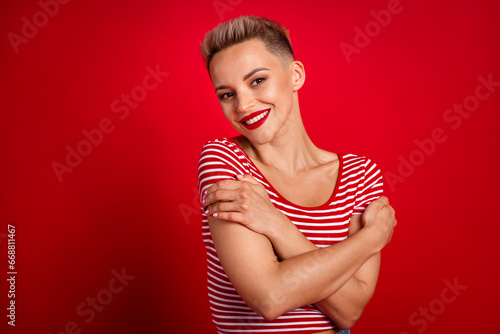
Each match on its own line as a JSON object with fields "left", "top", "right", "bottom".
{"left": 239, "top": 109, "right": 271, "bottom": 130}
{"left": 242, "top": 110, "right": 270, "bottom": 125}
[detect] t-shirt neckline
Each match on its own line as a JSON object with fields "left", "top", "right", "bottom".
{"left": 224, "top": 137, "right": 344, "bottom": 210}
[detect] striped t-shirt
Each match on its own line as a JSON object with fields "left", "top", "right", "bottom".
{"left": 197, "top": 137, "right": 383, "bottom": 333}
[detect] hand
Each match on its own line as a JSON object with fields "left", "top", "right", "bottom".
{"left": 361, "top": 196, "right": 397, "bottom": 250}
{"left": 203, "top": 174, "right": 289, "bottom": 237}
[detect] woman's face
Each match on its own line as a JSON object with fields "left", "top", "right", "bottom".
{"left": 209, "top": 39, "right": 301, "bottom": 145}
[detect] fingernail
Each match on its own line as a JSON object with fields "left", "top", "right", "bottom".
{"left": 236, "top": 174, "right": 243, "bottom": 179}
{"left": 204, "top": 209, "right": 209, "bottom": 215}
{"left": 213, "top": 212, "right": 218, "bottom": 218}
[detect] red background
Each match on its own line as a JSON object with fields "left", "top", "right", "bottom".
{"left": 1, "top": 0, "right": 499, "bottom": 333}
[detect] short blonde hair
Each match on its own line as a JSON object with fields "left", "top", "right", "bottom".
{"left": 200, "top": 15, "right": 295, "bottom": 71}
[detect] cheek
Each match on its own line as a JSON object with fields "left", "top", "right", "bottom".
{"left": 221, "top": 104, "right": 236, "bottom": 122}
{"left": 264, "top": 82, "right": 294, "bottom": 114}
{"left": 261, "top": 82, "right": 290, "bottom": 105}
{"left": 221, "top": 109, "right": 232, "bottom": 122}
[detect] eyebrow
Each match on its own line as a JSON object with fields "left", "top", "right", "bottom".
{"left": 215, "top": 67, "right": 270, "bottom": 92}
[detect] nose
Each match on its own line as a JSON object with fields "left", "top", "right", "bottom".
{"left": 236, "top": 89, "right": 255, "bottom": 114}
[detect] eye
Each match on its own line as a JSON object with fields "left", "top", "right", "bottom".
{"left": 219, "top": 92, "right": 234, "bottom": 100}
{"left": 251, "top": 77, "right": 265, "bottom": 86}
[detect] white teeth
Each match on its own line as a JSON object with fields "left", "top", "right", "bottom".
{"left": 245, "top": 110, "right": 269, "bottom": 125}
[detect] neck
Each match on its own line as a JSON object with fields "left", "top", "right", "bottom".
{"left": 245, "top": 108, "right": 322, "bottom": 176}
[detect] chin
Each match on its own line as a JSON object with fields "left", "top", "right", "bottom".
{"left": 231, "top": 120, "right": 278, "bottom": 145}
{"left": 244, "top": 130, "right": 276, "bottom": 146}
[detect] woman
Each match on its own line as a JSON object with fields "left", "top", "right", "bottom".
{"left": 197, "top": 15, "right": 397, "bottom": 333}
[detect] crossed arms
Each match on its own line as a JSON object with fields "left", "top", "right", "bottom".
{"left": 203, "top": 174, "right": 396, "bottom": 329}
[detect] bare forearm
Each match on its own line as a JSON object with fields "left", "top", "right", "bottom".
{"left": 203, "top": 165, "right": 396, "bottom": 323}
{"left": 252, "top": 227, "right": 380, "bottom": 319}
{"left": 207, "top": 189, "right": 394, "bottom": 321}
{"left": 315, "top": 253, "right": 380, "bottom": 329}
{"left": 268, "top": 215, "right": 380, "bottom": 327}
{"left": 210, "top": 215, "right": 381, "bottom": 320}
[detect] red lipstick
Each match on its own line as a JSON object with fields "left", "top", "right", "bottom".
{"left": 240, "top": 108, "right": 271, "bottom": 130}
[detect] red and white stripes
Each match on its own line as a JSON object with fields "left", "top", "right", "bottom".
{"left": 197, "top": 138, "right": 383, "bottom": 333}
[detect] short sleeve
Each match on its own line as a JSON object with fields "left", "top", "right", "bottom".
{"left": 352, "top": 158, "right": 384, "bottom": 214}
{"left": 197, "top": 139, "right": 249, "bottom": 211}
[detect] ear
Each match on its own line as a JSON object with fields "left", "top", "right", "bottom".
{"left": 290, "top": 60, "right": 306, "bottom": 91}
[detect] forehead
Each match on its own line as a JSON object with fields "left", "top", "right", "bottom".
{"left": 209, "top": 39, "right": 282, "bottom": 85}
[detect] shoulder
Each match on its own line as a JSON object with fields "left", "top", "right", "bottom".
{"left": 198, "top": 137, "right": 248, "bottom": 175}
{"left": 340, "top": 153, "right": 384, "bottom": 212}
{"left": 341, "top": 153, "right": 379, "bottom": 169}
{"left": 200, "top": 137, "right": 235, "bottom": 152}
{"left": 197, "top": 137, "right": 251, "bottom": 199}
{"left": 199, "top": 137, "right": 242, "bottom": 160}
{"left": 340, "top": 153, "right": 382, "bottom": 181}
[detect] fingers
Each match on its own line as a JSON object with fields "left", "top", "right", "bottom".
{"left": 208, "top": 211, "right": 245, "bottom": 223}
{"left": 204, "top": 188, "right": 239, "bottom": 207}
{"left": 376, "top": 196, "right": 390, "bottom": 206}
{"left": 203, "top": 179, "right": 241, "bottom": 206}
{"left": 237, "top": 174, "right": 268, "bottom": 200}
{"left": 205, "top": 201, "right": 242, "bottom": 217}
{"left": 204, "top": 199, "right": 248, "bottom": 224}
{"left": 236, "top": 174, "right": 260, "bottom": 185}
{"left": 206, "top": 175, "right": 256, "bottom": 195}
{"left": 203, "top": 175, "right": 259, "bottom": 207}
{"left": 207, "top": 179, "right": 241, "bottom": 193}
